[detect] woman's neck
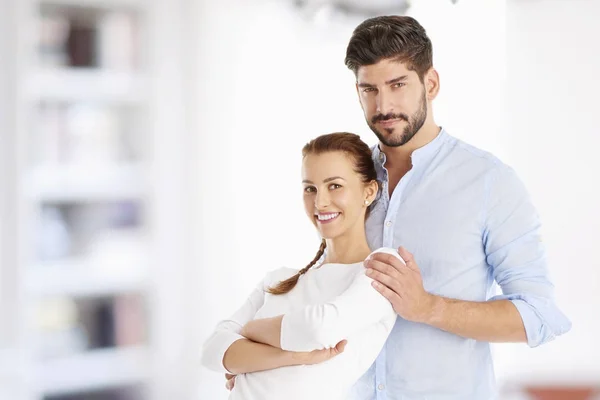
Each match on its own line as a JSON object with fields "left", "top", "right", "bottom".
{"left": 323, "top": 230, "right": 371, "bottom": 265}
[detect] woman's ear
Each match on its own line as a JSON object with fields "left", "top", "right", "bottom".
{"left": 364, "top": 180, "right": 379, "bottom": 204}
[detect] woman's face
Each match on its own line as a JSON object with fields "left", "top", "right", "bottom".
{"left": 301, "top": 151, "right": 375, "bottom": 240}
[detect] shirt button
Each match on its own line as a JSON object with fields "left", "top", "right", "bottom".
{"left": 386, "top": 221, "right": 392, "bottom": 227}
{"left": 378, "top": 384, "right": 385, "bottom": 390}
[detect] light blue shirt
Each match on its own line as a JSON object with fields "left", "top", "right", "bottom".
{"left": 350, "top": 128, "right": 571, "bottom": 400}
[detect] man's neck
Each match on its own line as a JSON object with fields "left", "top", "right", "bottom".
{"left": 381, "top": 123, "right": 441, "bottom": 169}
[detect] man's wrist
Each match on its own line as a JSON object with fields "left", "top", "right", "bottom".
{"left": 420, "top": 294, "right": 445, "bottom": 326}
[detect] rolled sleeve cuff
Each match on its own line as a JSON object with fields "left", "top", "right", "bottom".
{"left": 491, "top": 293, "right": 572, "bottom": 347}
{"left": 201, "top": 330, "right": 246, "bottom": 374}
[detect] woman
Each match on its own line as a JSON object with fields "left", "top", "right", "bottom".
{"left": 201, "top": 132, "right": 404, "bottom": 400}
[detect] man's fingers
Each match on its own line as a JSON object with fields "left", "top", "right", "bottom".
{"left": 365, "top": 258, "right": 405, "bottom": 277}
{"left": 372, "top": 279, "right": 402, "bottom": 303}
{"left": 366, "top": 267, "right": 402, "bottom": 293}
{"left": 397, "top": 246, "right": 414, "bottom": 264}
{"left": 397, "top": 247, "right": 420, "bottom": 273}
{"left": 397, "top": 246, "right": 412, "bottom": 261}
{"left": 368, "top": 252, "right": 406, "bottom": 270}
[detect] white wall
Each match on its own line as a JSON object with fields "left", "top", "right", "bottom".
{"left": 0, "top": 0, "right": 23, "bottom": 397}
{"left": 195, "top": 1, "right": 507, "bottom": 398}
{"left": 496, "top": 0, "right": 600, "bottom": 390}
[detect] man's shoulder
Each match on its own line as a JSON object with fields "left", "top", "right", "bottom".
{"left": 443, "top": 132, "right": 508, "bottom": 172}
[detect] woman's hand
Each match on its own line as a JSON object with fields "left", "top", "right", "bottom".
{"left": 225, "top": 373, "right": 236, "bottom": 391}
{"left": 292, "top": 339, "right": 348, "bottom": 365}
{"left": 224, "top": 340, "right": 347, "bottom": 391}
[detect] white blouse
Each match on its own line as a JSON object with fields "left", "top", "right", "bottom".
{"left": 201, "top": 247, "right": 403, "bottom": 400}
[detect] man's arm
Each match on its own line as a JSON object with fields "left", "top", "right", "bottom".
{"left": 481, "top": 165, "right": 571, "bottom": 346}
{"left": 366, "top": 249, "right": 526, "bottom": 342}
{"left": 366, "top": 165, "right": 570, "bottom": 346}
{"left": 426, "top": 296, "right": 526, "bottom": 342}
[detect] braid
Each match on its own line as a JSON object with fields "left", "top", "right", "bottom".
{"left": 266, "top": 239, "right": 327, "bottom": 295}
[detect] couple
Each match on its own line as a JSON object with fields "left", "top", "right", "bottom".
{"left": 201, "top": 15, "right": 571, "bottom": 400}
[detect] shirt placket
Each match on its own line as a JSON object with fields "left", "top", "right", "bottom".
{"left": 375, "top": 162, "right": 416, "bottom": 400}
{"left": 375, "top": 344, "right": 388, "bottom": 400}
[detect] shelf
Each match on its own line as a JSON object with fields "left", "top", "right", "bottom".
{"left": 34, "top": 346, "right": 149, "bottom": 396}
{"left": 25, "top": 258, "right": 149, "bottom": 297}
{"left": 25, "top": 69, "right": 147, "bottom": 103}
{"left": 23, "top": 163, "right": 147, "bottom": 202}
{"left": 39, "top": 0, "right": 145, "bottom": 9}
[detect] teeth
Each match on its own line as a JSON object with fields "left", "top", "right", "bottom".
{"left": 317, "top": 213, "right": 339, "bottom": 221}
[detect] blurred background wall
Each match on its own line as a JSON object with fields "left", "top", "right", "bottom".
{"left": 0, "top": 0, "right": 598, "bottom": 399}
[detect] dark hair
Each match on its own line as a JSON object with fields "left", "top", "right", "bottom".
{"left": 267, "top": 132, "right": 378, "bottom": 295}
{"left": 345, "top": 15, "right": 433, "bottom": 82}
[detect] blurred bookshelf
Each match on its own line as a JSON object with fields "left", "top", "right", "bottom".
{"left": 2, "top": 0, "right": 199, "bottom": 398}
{"left": 35, "top": 346, "right": 150, "bottom": 396}
{"left": 25, "top": 70, "right": 147, "bottom": 103}
{"left": 12, "top": 1, "right": 154, "bottom": 399}
{"left": 24, "top": 164, "right": 148, "bottom": 201}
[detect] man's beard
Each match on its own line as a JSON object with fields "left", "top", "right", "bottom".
{"left": 367, "top": 90, "right": 428, "bottom": 148}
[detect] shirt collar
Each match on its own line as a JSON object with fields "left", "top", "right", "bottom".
{"left": 372, "top": 127, "right": 447, "bottom": 168}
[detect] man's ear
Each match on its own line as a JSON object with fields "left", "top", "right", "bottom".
{"left": 425, "top": 68, "right": 440, "bottom": 100}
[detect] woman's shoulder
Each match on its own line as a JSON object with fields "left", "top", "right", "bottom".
{"left": 368, "top": 247, "right": 404, "bottom": 263}
{"left": 261, "top": 267, "right": 299, "bottom": 288}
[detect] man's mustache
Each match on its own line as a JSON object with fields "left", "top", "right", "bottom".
{"left": 371, "top": 113, "right": 409, "bottom": 124}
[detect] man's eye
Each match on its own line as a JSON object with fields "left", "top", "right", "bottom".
{"left": 363, "top": 87, "right": 375, "bottom": 93}
{"left": 393, "top": 82, "right": 405, "bottom": 88}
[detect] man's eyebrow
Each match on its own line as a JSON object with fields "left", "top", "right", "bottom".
{"left": 385, "top": 75, "right": 408, "bottom": 85}
{"left": 357, "top": 82, "right": 376, "bottom": 88}
{"left": 357, "top": 75, "right": 408, "bottom": 88}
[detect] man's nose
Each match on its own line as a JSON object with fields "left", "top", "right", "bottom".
{"left": 376, "top": 90, "right": 394, "bottom": 114}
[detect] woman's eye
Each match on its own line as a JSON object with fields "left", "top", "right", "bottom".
{"left": 304, "top": 186, "right": 316, "bottom": 193}
{"left": 329, "top": 183, "right": 342, "bottom": 190}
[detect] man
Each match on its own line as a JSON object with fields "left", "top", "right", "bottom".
{"left": 225, "top": 15, "right": 570, "bottom": 399}
{"left": 345, "top": 15, "right": 570, "bottom": 399}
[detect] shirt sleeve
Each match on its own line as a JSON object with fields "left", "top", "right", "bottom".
{"left": 280, "top": 248, "right": 399, "bottom": 352}
{"left": 483, "top": 164, "right": 571, "bottom": 347}
{"left": 200, "top": 276, "right": 267, "bottom": 373}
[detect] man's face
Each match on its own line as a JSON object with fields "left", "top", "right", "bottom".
{"left": 356, "top": 58, "right": 428, "bottom": 147}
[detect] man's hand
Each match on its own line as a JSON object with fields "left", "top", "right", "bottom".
{"left": 225, "top": 373, "right": 236, "bottom": 391}
{"left": 365, "top": 247, "right": 436, "bottom": 323}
